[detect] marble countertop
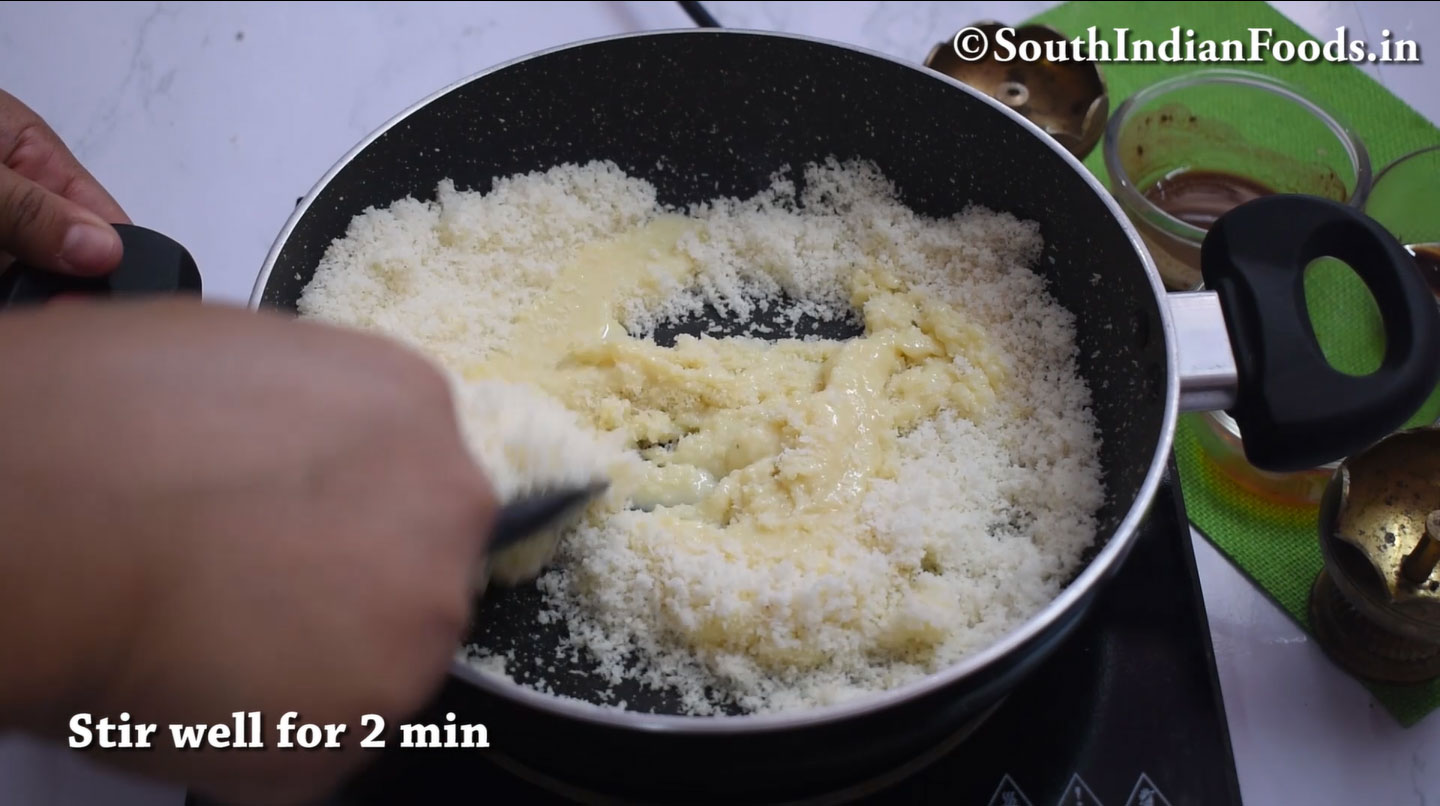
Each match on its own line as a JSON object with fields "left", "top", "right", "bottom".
{"left": 1, "top": 2, "right": 1437, "bottom": 804}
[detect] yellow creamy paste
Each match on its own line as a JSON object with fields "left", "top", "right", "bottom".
{"left": 464, "top": 216, "right": 1006, "bottom": 572}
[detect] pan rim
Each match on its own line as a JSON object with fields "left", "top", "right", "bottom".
{"left": 251, "top": 27, "right": 1181, "bottom": 735}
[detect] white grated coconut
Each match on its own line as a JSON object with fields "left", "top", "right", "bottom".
{"left": 299, "top": 159, "right": 1105, "bottom": 715}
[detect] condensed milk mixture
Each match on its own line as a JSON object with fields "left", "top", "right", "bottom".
{"left": 297, "top": 159, "right": 1105, "bottom": 714}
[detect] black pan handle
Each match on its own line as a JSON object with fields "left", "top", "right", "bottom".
{"left": 1201, "top": 194, "right": 1440, "bottom": 473}
{"left": 0, "top": 223, "right": 201, "bottom": 308}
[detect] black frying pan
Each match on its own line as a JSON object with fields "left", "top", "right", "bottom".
{"left": 9, "top": 27, "right": 1435, "bottom": 804}
{"left": 246, "top": 30, "right": 1437, "bottom": 800}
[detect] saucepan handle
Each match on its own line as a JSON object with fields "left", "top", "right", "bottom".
{"left": 0, "top": 224, "right": 201, "bottom": 308}
{"left": 1197, "top": 194, "right": 1440, "bottom": 473}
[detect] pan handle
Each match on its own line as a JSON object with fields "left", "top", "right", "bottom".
{"left": 0, "top": 224, "right": 201, "bottom": 308}
{"left": 1193, "top": 194, "right": 1440, "bottom": 473}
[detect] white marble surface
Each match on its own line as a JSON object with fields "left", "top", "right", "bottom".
{"left": 1, "top": 2, "right": 1438, "bottom": 804}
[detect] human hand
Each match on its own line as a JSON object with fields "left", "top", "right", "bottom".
{"left": 0, "top": 299, "right": 496, "bottom": 804}
{"left": 0, "top": 89, "right": 129, "bottom": 275}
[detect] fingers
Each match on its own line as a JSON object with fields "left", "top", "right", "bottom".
{"left": 0, "top": 89, "right": 128, "bottom": 275}
{"left": 0, "top": 90, "right": 129, "bottom": 225}
{"left": 0, "top": 164, "right": 123, "bottom": 275}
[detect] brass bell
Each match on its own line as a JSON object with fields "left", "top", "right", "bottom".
{"left": 1311, "top": 427, "right": 1440, "bottom": 684}
{"left": 924, "top": 22, "right": 1109, "bottom": 160}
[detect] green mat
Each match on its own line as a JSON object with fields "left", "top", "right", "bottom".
{"left": 1024, "top": 1, "right": 1440, "bottom": 726}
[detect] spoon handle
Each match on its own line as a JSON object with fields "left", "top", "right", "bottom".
{"left": 0, "top": 224, "right": 201, "bottom": 308}
{"left": 489, "top": 483, "right": 608, "bottom": 551}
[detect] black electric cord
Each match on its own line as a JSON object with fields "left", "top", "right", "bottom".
{"left": 678, "top": 1, "right": 721, "bottom": 28}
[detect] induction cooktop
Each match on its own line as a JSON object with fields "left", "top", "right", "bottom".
{"left": 287, "top": 465, "right": 1240, "bottom": 806}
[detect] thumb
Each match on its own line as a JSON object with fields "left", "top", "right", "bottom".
{"left": 0, "top": 163, "right": 122, "bottom": 276}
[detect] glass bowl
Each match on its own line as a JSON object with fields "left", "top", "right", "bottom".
{"left": 1104, "top": 69, "right": 1371, "bottom": 290}
{"left": 1365, "top": 144, "right": 1440, "bottom": 423}
{"left": 1192, "top": 411, "right": 1339, "bottom": 510}
{"left": 1365, "top": 144, "right": 1440, "bottom": 298}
